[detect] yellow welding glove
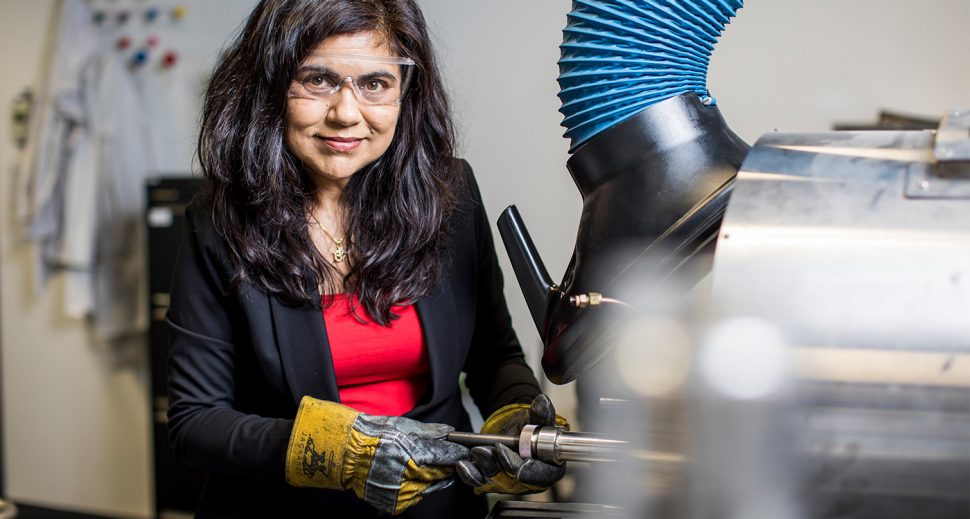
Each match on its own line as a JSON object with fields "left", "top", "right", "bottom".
{"left": 456, "top": 394, "right": 569, "bottom": 495}
{"left": 286, "top": 396, "right": 469, "bottom": 515}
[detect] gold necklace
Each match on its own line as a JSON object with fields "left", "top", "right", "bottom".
{"left": 310, "top": 214, "right": 348, "bottom": 264}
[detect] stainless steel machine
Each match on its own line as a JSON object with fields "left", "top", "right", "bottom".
{"left": 707, "top": 111, "right": 970, "bottom": 517}
{"left": 496, "top": 107, "right": 970, "bottom": 519}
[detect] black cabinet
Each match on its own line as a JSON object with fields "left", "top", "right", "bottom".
{"left": 146, "top": 177, "right": 206, "bottom": 517}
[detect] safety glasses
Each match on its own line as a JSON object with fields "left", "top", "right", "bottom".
{"left": 288, "top": 52, "right": 416, "bottom": 106}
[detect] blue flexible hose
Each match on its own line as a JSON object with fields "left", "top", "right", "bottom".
{"left": 558, "top": 0, "right": 743, "bottom": 151}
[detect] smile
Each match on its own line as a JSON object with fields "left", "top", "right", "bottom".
{"left": 320, "top": 136, "right": 363, "bottom": 152}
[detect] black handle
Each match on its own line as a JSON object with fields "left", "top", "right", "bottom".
{"left": 446, "top": 432, "right": 519, "bottom": 450}
{"left": 497, "top": 205, "right": 555, "bottom": 336}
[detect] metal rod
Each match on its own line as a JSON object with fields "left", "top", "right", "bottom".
{"left": 447, "top": 427, "right": 627, "bottom": 464}
{"left": 548, "top": 430, "right": 627, "bottom": 463}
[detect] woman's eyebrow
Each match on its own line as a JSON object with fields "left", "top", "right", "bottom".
{"left": 358, "top": 70, "right": 398, "bottom": 80}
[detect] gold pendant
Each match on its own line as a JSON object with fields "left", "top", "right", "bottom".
{"left": 332, "top": 245, "right": 346, "bottom": 263}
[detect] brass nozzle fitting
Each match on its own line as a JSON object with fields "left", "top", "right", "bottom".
{"left": 570, "top": 292, "right": 603, "bottom": 308}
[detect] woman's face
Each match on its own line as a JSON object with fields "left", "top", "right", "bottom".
{"left": 285, "top": 31, "right": 403, "bottom": 190}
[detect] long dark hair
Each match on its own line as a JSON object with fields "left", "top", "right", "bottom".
{"left": 198, "top": 0, "right": 459, "bottom": 325}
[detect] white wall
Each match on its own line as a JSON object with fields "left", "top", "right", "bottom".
{"left": 1, "top": 0, "right": 968, "bottom": 517}
{"left": 0, "top": 1, "right": 255, "bottom": 516}
{"left": 710, "top": 0, "right": 970, "bottom": 143}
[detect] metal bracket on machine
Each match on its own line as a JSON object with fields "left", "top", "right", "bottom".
{"left": 905, "top": 109, "right": 970, "bottom": 198}
{"left": 934, "top": 109, "right": 970, "bottom": 167}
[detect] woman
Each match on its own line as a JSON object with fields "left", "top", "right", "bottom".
{"left": 167, "top": 0, "right": 565, "bottom": 516}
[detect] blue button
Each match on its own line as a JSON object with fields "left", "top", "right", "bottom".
{"left": 131, "top": 49, "right": 150, "bottom": 67}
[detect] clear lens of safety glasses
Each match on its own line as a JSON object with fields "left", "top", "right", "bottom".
{"left": 289, "top": 52, "right": 416, "bottom": 106}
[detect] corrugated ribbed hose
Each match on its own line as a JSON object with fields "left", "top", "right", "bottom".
{"left": 558, "top": 0, "right": 744, "bottom": 151}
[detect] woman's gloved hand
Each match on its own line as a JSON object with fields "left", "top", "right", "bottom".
{"left": 456, "top": 394, "right": 569, "bottom": 495}
{"left": 286, "top": 396, "right": 469, "bottom": 515}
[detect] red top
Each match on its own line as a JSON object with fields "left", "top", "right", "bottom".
{"left": 322, "top": 294, "right": 430, "bottom": 416}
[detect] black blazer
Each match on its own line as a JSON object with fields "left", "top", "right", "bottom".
{"left": 166, "top": 161, "right": 541, "bottom": 517}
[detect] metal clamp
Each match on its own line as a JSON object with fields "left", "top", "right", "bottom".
{"left": 934, "top": 109, "right": 970, "bottom": 178}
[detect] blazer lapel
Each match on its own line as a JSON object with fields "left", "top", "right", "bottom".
{"left": 269, "top": 296, "right": 340, "bottom": 407}
{"left": 411, "top": 278, "right": 460, "bottom": 416}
